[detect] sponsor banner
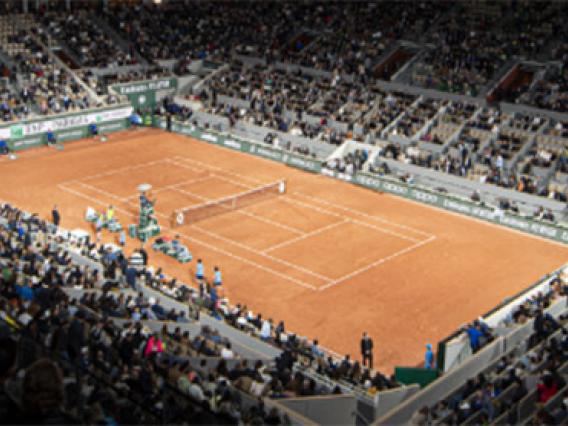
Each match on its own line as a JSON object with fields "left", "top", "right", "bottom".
{"left": 249, "top": 144, "right": 283, "bottom": 161}
{"left": 223, "top": 139, "right": 242, "bottom": 150}
{"left": 353, "top": 172, "right": 568, "bottom": 244}
{"left": 284, "top": 154, "right": 321, "bottom": 173}
{"left": 112, "top": 78, "right": 177, "bottom": 96}
{"left": 112, "top": 79, "right": 176, "bottom": 109}
{"left": 6, "top": 118, "right": 129, "bottom": 151}
{"left": 164, "top": 120, "right": 323, "bottom": 175}
{"left": 9, "top": 135, "right": 44, "bottom": 151}
{"left": 98, "top": 120, "right": 128, "bottom": 133}
{"left": 56, "top": 128, "right": 88, "bottom": 142}
{"left": 201, "top": 133, "right": 218, "bottom": 143}
{"left": 0, "top": 106, "right": 132, "bottom": 140}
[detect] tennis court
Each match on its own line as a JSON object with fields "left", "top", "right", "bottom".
{"left": 2, "top": 127, "right": 568, "bottom": 372}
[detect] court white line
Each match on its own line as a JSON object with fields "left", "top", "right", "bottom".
{"left": 174, "top": 154, "right": 568, "bottom": 250}
{"left": 65, "top": 159, "right": 435, "bottom": 289}
{"left": 166, "top": 158, "right": 254, "bottom": 191}
{"left": 164, "top": 158, "right": 208, "bottom": 174}
{"left": 170, "top": 186, "right": 306, "bottom": 236}
{"left": 191, "top": 223, "right": 333, "bottom": 283}
{"left": 57, "top": 183, "right": 318, "bottom": 291}
{"left": 124, "top": 174, "right": 215, "bottom": 200}
{"left": 211, "top": 174, "right": 255, "bottom": 190}
{"left": 75, "top": 181, "right": 129, "bottom": 203}
{"left": 67, "top": 159, "right": 167, "bottom": 185}
{"left": 64, "top": 181, "right": 330, "bottom": 283}
{"left": 134, "top": 160, "right": 304, "bottom": 235}
{"left": 172, "top": 156, "right": 265, "bottom": 185}
{"left": 292, "top": 192, "right": 434, "bottom": 238}
{"left": 281, "top": 195, "right": 423, "bottom": 243}
{"left": 318, "top": 235, "right": 437, "bottom": 291}
{"left": 263, "top": 219, "right": 347, "bottom": 253}
{"left": 172, "top": 155, "right": 425, "bottom": 243}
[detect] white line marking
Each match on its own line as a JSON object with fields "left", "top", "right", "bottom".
{"left": 172, "top": 155, "right": 425, "bottom": 243}
{"left": 171, "top": 156, "right": 568, "bottom": 249}
{"left": 318, "top": 236, "right": 437, "bottom": 291}
{"left": 170, "top": 186, "right": 305, "bottom": 235}
{"left": 173, "top": 156, "right": 265, "bottom": 185}
{"left": 166, "top": 158, "right": 253, "bottom": 190}
{"left": 164, "top": 158, "right": 208, "bottom": 174}
{"left": 61, "top": 158, "right": 439, "bottom": 291}
{"left": 263, "top": 220, "right": 347, "bottom": 253}
{"left": 75, "top": 181, "right": 129, "bottom": 202}
{"left": 57, "top": 183, "right": 318, "bottom": 291}
{"left": 71, "top": 159, "right": 167, "bottom": 184}
{"left": 292, "top": 192, "right": 434, "bottom": 238}
{"left": 124, "top": 174, "right": 215, "bottom": 200}
{"left": 63, "top": 182, "right": 330, "bottom": 283}
{"left": 211, "top": 174, "right": 255, "bottom": 190}
{"left": 282, "top": 195, "right": 422, "bottom": 243}
{"left": 191, "top": 223, "right": 333, "bottom": 283}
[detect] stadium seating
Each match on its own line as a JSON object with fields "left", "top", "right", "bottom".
{"left": 1, "top": 4, "right": 568, "bottom": 423}
{"left": 40, "top": 11, "right": 136, "bottom": 68}
{"left": 0, "top": 200, "right": 405, "bottom": 424}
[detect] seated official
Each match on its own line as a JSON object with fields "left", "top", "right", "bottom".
{"left": 0, "top": 139, "right": 8, "bottom": 155}
{"left": 89, "top": 122, "right": 98, "bottom": 136}
{"left": 46, "top": 130, "right": 57, "bottom": 146}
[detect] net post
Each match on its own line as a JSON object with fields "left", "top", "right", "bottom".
{"left": 171, "top": 210, "right": 180, "bottom": 228}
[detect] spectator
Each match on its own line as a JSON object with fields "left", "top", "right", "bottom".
{"left": 18, "top": 359, "right": 72, "bottom": 424}
{"left": 537, "top": 373, "right": 562, "bottom": 404}
{"left": 144, "top": 333, "right": 164, "bottom": 358}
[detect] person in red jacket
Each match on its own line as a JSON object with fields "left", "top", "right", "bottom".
{"left": 537, "top": 374, "right": 559, "bottom": 404}
{"left": 144, "top": 333, "right": 164, "bottom": 357}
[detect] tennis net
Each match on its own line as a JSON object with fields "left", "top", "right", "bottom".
{"left": 172, "top": 180, "right": 286, "bottom": 227}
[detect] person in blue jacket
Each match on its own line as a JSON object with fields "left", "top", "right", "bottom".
{"left": 0, "top": 139, "right": 8, "bottom": 155}
{"left": 88, "top": 122, "right": 98, "bottom": 137}
{"left": 424, "top": 343, "right": 435, "bottom": 369}
{"left": 46, "top": 129, "right": 56, "bottom": 147}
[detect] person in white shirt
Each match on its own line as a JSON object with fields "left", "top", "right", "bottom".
{"left": 495, "top": 154, "right": 504, "bottom": 170}
{"left": 188, "top": 377, "right": 205, "bottom": 402}
{"left": 260, "top": 318, "right": 272, "bottom": 341}
{"left": 220, "top": 342, "right": 235, "bottom": 359}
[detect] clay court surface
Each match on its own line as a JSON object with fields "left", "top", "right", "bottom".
{"left": 2, "top": 128, "right": 567, "bottom": 372}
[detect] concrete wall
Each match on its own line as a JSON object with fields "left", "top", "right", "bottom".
{"left": 278, "top": 395, "right": 358, "bottom": 426}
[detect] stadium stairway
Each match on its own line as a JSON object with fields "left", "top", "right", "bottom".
{"left": 46, "top": 37, "right": 83, "bottom": 70}
{"left": 30, "top": 32, "right": 102, "bottom": 105}
{"left": 0, "top": 46, "right": 16, "bottom": 73}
